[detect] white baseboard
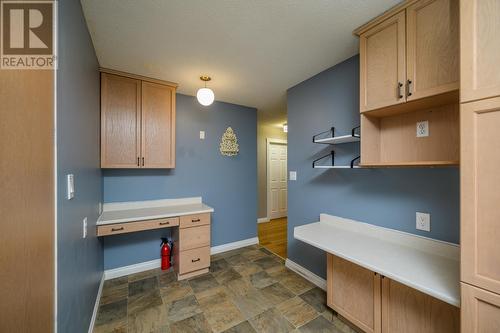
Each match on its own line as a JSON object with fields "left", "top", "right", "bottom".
{"left": 88, "top": 273, "right": 105, "bottom": 333}
{"left": 104, "top": 236, "right": 259, "bottom": 280}
{"left": 210, "top": 237, "right": 259, "bottom": 255}
{"left": 257, "top": 217, "right": 270, "bottom": 223}
{"left": 285, "top": 258, "right": 326, "bottom": 291}
{"left": 104, "top": 258, "right": 161, "bottom": 280}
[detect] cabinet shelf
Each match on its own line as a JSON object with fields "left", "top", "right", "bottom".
{"left": 313, "top": 152, "right": 360, "bottom": 169}
{"left": 313, "top": 126, "right": 360, "bottom": 145}
{"left": 359, "top": 160, "right": 459, "bottom": 168}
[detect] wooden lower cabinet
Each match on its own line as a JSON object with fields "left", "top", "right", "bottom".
{"left": 327, "top": 254, "right": 381, "bottom": 333}
{"left": 173, "top": 214, "right": 211, "bottom": 280}
{"left": 382, "top": 278, "right": 459, "bottom": 333}
{"left": 327, "top": 254, "right": 459, "bottom": 333}
{"left": 461, "top": 283, "right": 500, "bottom": 333}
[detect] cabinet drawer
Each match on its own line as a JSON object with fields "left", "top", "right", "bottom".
{"left": 178, "top": 246, "right": 210, "bottom": 274}
{"left": 179, "top": 225, "right": 210, "bottom": 251}
{"left": 97, "top": 217, "right": 179, "bottom": 236}
{"left": 180, "top": 213, "right": 210, "bottom": 229}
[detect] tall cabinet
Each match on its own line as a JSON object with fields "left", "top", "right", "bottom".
{"left": 460, "top": 0, "right": 500, "bottom": 331}
{"left": 100, "top": 69, "right": 177, "bottom": 168}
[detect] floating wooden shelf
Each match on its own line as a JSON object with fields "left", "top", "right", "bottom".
{"left": 359, "top": 161, "right": 459, "bottom": 168}
{"left": 313, "top": 152, "right": 360, "bottom": 169}
{"left": 313, "top": 126, "right": 360, "bottom": 145}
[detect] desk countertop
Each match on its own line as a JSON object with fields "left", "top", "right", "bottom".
{"left": 97, "top": 197, "right": 214, "bottom": 225}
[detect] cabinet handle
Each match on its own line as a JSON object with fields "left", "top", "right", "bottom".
{"left": 142, "top": 157, "right": 145, "bottom": 166}
{"left": 137, "top": 157, "right": 140, "bottom": 166}
{"left": 191, "top": 218, "right": 201, "bottom": 223}
{"left": 159, "top": 221, "right": 170, "bottom": 226}
{"left": 397, "top": 82, "right": 403, "bottom": 99}
{"left": 407, "top": 80, "right": 413, "bottom": 97}
{"left": 111, "top": 227, "right": 124, "bottom": 232}
{"left": 191, "top": 258, "right": 201, "bottom": 263}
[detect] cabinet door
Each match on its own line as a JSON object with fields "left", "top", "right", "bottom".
{"left": 101, "top": 73, "right": 141, "bottom": 168}
{"left": 360, "top": 11, "right": 406, "bottom": 112}
{"left": 327, "top": 254, "right": 381, "bottom": 333}
{"left": 406, "top": 0, "right": 459, "bottom": 101}
{"left": 141, "top": 81, "right": 176, "bottom": 168}
{"left": 462, "top": 283, "right": 500, "bottom": 333}
{"left": 461, "top": 0, "right": 500, "bottom": 103}
{"left": 461, "top": 97, "right": 500, "bottom": 293}
{"left": 382, "top": 278, "right": 459, "bottom": 333}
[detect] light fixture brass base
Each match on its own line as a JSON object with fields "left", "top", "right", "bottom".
{"left": 200, "top": 75, "right": 211, "bottom": 82}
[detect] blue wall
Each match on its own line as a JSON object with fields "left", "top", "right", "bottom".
{"left": 103, "top": 94, "right": 257, "bottom": 269}
{"left": 286, "top": 55, "right": 460, "bottom": 279}
{"left": 57, "top": 1, "right": 103, "bottom": 332}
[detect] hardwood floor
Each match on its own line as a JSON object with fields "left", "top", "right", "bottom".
{"left": 258, "top": 217, "right": 287, "bottom": 259}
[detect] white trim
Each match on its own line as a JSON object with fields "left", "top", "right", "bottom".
{"left": 104, "top": 237, "right": 260, "bottom": 280}
{"left": 104, "top": 259, "right": 161, "bottom": 280}
{"left": 210, "top": 237, "right": 259, "bottom": 255}
{"left": 257, "top": 217, "right": 270, "bottom": 224}
{"left": 266, "top": 138, "right": 288, "bottom": 220}
{"left": 88, "top": 274, "right": 105, "bottom": 333}
{"left": 285, "top": 258, "right": 327, "bottom": 291}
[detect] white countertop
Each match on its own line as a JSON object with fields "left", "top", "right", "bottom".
{"left": 294, "top": 214, "right": 460, "bottom": 307}
{"left": 97, "top": 197, "right": 214, "bottom": 225}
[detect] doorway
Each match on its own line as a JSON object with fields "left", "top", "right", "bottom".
{"left": 267, "top": 138, "right": 287, "bottom": 219}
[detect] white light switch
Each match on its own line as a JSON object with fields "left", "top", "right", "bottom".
{"left": 67, "top": 174, "right": 74, "bottom": 200}
{"left": 416, "top": 121, "right": 429, "bottom": 137}
{"left": 416, "top": 212, "right": 431, "bottom": 232}
{"left": 83, "top": 217, "right": 88, "bottom": 238}
{"left": 289, "top": 171, "right": 297, "bottom": 181}
{"left": 200, "top": 131, "right": 205, "bottom": 140}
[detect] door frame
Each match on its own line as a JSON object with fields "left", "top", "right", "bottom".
{"left": 266, "top": 138, "right": 288, "bottom": 220}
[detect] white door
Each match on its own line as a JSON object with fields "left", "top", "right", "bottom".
{"left": 268, "top": 141, "right": 287, "bottom": 219}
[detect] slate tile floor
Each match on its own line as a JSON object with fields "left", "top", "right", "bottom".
{"left": 93, "top": 245, "right": 358, "bottom": 333}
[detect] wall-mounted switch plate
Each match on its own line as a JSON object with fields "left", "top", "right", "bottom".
{"left": 83, "top": 217, "right": 88, "bottom": 238}
{"left": 416, "top": 212, "right": 430, "bottom": 232}
{"left": 289, "top": 171, "right": 297, "bottom": 181}
{"left": 200, "top": 131, "right": 205, "bottom": 140}
{"left": 416, "top": 121, "right": 429, "bottom": 137}
{"left": 67, "top": 174, "right": 75, "bottom": 200}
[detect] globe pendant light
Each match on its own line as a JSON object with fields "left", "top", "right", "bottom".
{"left": 197, "top": 76, "right": 215, "bottom": 106}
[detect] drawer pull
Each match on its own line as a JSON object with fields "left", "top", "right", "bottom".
{"left": 159, "top": 221, "right": 170, "bottom": 226}
{"left": 191, "top": 258, "right": 201, "bottom": 263}
{"left": 191, "top": 218, "right": 201, "bottom": 223}
{"left": 111, "top": 227, "right": 124, "bottom": 232}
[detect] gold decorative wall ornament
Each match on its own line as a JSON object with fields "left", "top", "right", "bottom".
{"left": 220, "top": 127, "right": 239, "bottom": 156}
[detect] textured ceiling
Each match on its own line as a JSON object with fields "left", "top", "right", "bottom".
{"left": 81, "top": 0, "right": 400, "bottom": 125}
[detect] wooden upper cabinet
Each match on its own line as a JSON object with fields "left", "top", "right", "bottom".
{"left": 406, "top": 0, "right": 459, "bottom": 101}
{"left": 360, "top": 11, "right": 406, "bottom": 112}
{"left": 461, "top": 97, "right": 500, "bottom": 294}
{"left": 327, "top": 254, "right": 381, "bottom": 333}
{"left": 461, "top": 282, "right": 500, "bottom": 333}
{"left": 382, "top": 278, "right": 459, "bottom": 333}
{"left": 101, "top": 73, "right": 141, "bottom": 168}
{"left": 356, "top": 0, "right": 459, "bottom": 114}
{"left": 141, "top": 82, "right": 176, "bottom": 168}
{"left": 100, "top": 69, "right": 177, "bottom": 169}
{"left": 461, "top": 0, "right": 500, "bottom": 103}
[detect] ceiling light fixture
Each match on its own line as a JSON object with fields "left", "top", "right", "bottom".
{"left": 197, "top": 76, "right": 215, "bottom": 106}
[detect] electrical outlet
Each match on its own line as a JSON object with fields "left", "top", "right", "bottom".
{"left": 200, "top": 131, "right": 205, "bottom": 140}
{"left": 416, "top": 212, "right": 430, "bottom": 232}
{"left": 416, "top": 121, "right": 429, "bottom": 137}
{"left": 289, "top": 171, "right": 297, "bottom": 181}
{"left": 83, "top": 217, "right": 88, "bottom": 238}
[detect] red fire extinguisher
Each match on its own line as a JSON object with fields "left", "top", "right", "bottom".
{"left": 161, "top": 238, "right": 173, "bottom": 270}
